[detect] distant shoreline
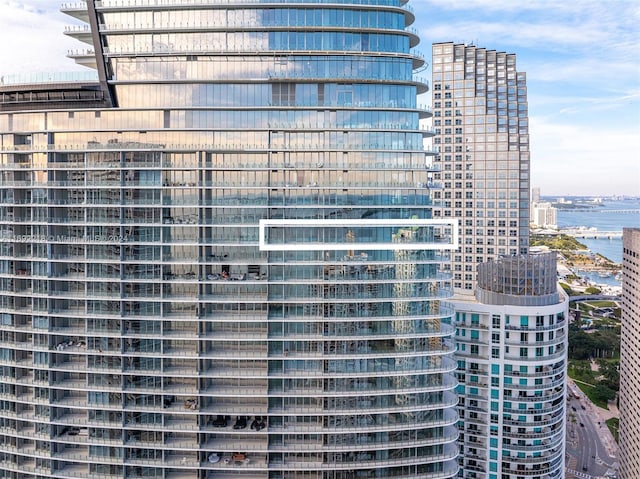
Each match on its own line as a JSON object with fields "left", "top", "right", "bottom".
{"left": 552, "top": 203, "right": 596, "bottom": 210}
{"left": 531, "top": 234, "right": 621, "bottom": 293}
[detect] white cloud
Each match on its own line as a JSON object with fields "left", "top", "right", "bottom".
{"left": 530, "top": 118, "right": 640, "bottom": 196}
{"left": 525, "top": 58, "right": 637, "bottom": 88}
{"left": 420, "top": 0, "right": 556, "bottom": 14}
{"left": 1, "top": 0, "right": 638, "bottom": 197}
{"left": 530, "top": 90, "right": 640, "bottom": 116}
{"left": 419, "top": 0, "right": 639, "bottom": 68}
{"left": 0, "top": 2, "right": 87, "bottom": 75}
{"left": 419, "top": 0, "right": 640, "bottom": 196}
{"left": 425, "top": 21, "right": 606, "bottom": 52}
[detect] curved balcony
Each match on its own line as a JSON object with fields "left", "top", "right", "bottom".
{"left": 504, "top": 318, "right": 567, "bottom": 332}
{"left": 504, "top": 347, "right": 566, "bottom": 363}
{"left": 504, "top": 362, "right": 565, "bottom": 379}
{"left": 500, "top": 431, "right": 564, "bottom": 453}
{"left": 4, "top": 2, "right": 458, "bottom": 478}
{"left": 501, "top": 455, "right": 563, "bottom": 476}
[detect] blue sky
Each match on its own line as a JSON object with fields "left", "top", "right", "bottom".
{"left": 0, "top": 0, "right": 638, "bottom": 196}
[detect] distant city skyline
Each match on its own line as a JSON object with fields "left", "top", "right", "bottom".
{"left": 541, "top": 193, "right": 640, "bottom": 199}
{"left": 1, "top": 0, "right": 638, "bottom": 195}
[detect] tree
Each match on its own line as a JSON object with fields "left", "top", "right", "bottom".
{"left": 568, "top": 330, "right": 596, "bottom": 360}
{"left": 592, "top": 383, "right": 616, "bottom": 403}
{"left": 561, "top": 283, "right": 576, "bottom": 296}
{"left": 597, "top": 359, "right": 620, "bottom": 391}
{"left": 569, "top": 329, "right": 619, "bottom": 360}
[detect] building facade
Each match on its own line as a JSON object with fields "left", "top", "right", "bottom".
{"left": 530, "top": 202, "right": 557, "bottom": 229}
{"left": 452, "top": 253, "right": 568, "bottom": 479}
{"left": 427, "top": 42, "right": 565, "bottom": 478}
{"left": 531, "top": 187, "right": 540, "bottom": 204}
{"left": 430, "top": 42, "right": 530, "bottom": 295}
{"left": 619, "top": 228, "right": 640, "bottom": 479}
{"left": 0, "top": 1, "right": 460, "bottom": 478}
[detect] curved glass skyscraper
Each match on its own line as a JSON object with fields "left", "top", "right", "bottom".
{"left": 0, "top": 1, "right": 459, "bottom": 477}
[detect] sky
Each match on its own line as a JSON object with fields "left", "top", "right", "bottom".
{"left": 0, "top": 0, "right": 638, "bottom": 197}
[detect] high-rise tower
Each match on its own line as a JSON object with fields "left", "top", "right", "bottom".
{"left": 0, "top": 1, "right": 459, "bottom": 478}
{"left": 430, "top": 42, "right": 530, "bottom": 295}
{"left": 452, "top": 253, "right": 568, "bottom": 479}
{"left": 430, "top": 42, "right": 567, "bottom": 479}
{"left": 619, "top": 228, "right": 640, "bottom": 479}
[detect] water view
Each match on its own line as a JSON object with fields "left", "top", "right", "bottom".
{"left": 555, "top": 198, "right": 640, "bottom": 264}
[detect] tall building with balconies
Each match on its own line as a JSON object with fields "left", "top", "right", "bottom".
{"left": 0, "top": 1, "right": 459, "bottom": 478}
{"left": 428, "top": 42, "right": 559, "bottom": 478}
{"left": 619, "top": 228, "right": 640, "bottom": 479}
{"left": 430, "top": 42, "right": 530, "bottom": 295}
{"left": 452, "top": 253, "right": 568, "bottom": 479}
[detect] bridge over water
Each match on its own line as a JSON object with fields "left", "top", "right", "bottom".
{"left": 560, "top": 229, "right": 623, "bottom": 239}
{"left": 559, "top": 208, "right": 640, "bottom": 214}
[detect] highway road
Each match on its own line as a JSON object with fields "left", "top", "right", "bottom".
{"left": 565, "top": 389, "right": 618, "bottom": 479}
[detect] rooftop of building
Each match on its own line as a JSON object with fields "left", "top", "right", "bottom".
{"left": 0, "top": 72, "right": 108, "bottom": 112}
{"left": 432, "top": 41, "right": 517, "bottom": 56}
{"left": 475, "top": 252, "right": 563, "bottom": 307}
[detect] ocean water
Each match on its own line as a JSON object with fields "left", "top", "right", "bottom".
{"left": 555, "top": 198, "right": 640, "bottom": 264}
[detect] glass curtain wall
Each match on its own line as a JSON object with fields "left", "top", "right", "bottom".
{"left": 0, "top": 1, "right": 459, "bottom": 478}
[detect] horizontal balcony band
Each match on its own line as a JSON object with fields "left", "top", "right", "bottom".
{"left": 0, "top": 338, "right": 455, "bottom": 354}
{"left": 1, "top": 273, "right": 453, "bottom": 287}
{"left": 0, "top": 315, "right": 456, "bottom": 330}
{"left": 501, "top": 428, "right": 564, "bottom": 441}
{"left": 503, "top": 336, "right": 567, "bottom": 348}
{"left": 0, "top": 289, "right": 452, "bottom": 301}
{"left": 503, "top": 349, "right": 566, "bottom": 362}
{"left": 1, "top": 143, "right": 439, "bottom": 154}
{"left": 3, "top": 139, "right": 440, "bottom": 151}
{"left": 0, "top": 255, "right": 450, "bottom": 266}
{"left": 457, "top": 348, "right": 566, "bottom": 362}
{"left": 259, "top": 218, "right": 458, "bottom": 252}
{"left": 502, "top": 377, "right": 565, "bottom": 391}
{"left": 0, "top": 413, "right": 459, "bottom": 436}
{"left": 2, "top": 347, "right": 457, "bottom": 364}
{"left": 3, "top": 383, "right": 457, "bottom": 405}
{"left": 0, "top": 178, "right": 440, "bottom": 189}
{"left": 503, "top": 320, "right": 567, "bottom": 332}
{"left": 2, "top": 381, "right": 458, "bottom": 402}
{"left": 503, "top": 416, "right": 564, "bottom": 429}
{"left": 502, "top": 366, "right": 566, "bottom": 379}
{"left": 89, "top": 0, "right": 414, "bottom": 11}
{"left": 96, "top": 23, "right": 417, "bottom": 37}
{"left": 0, "top": 160, "right": 439, "bottom": 171}
{"left": 501, "top": 454, "right": 564, "bottom": 470}
{"left": 503, "top": 389, "right": 565, "bottom": 403}
{"left": 2, "top": 323, "right": 452, "bottom": 335}
{"left": 502, "top": 404, "right": 565, "bottom": 417}
{"left": 0, "top": 361, "right": 457, "bottom": 380}
{"left": 0, "top": 429, "right": 460, "bottom": 453}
